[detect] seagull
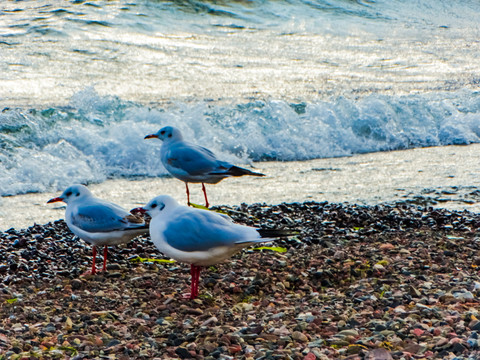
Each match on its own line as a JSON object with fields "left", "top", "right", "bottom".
{"left": 132, "top": 194, "right": 295, "bottom": 299}
{"left": 47, "top": 184, "right": 148, "bottom": 275}
{"left": 144, "top": 126, "right": 265, "bottom": 208}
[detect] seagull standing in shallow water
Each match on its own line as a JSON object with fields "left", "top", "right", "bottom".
{"left": 144, "top": 126, "right": 265, "bottom": 208}
{"left": 133, "top": 194, "right": 294, "bottom": 299}
{"left": 47, "top": 184, "right": 148, "bottom": 275}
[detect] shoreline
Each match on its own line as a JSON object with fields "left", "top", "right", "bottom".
{"left": 1, "top": 201, "right": 480, "bottom": 359}
{"left": 2, "top": 144, "right": 480, "bottom": 232}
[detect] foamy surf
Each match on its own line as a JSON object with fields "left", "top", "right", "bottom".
{"left": 1, "top": 88, "right": 480, "bottom": 196}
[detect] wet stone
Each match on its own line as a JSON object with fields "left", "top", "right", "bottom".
{"left": 106, "top": 264, "right": 122, "bottom": 271}
{"left": 451, "top": 342, "right": 467, "bottom": 354}
{"left": 106, "top": 339, "right": 121, "bottom": 348}
{"left": 106, "top": 272, "right": 122, "bottom": 278}
{"left": 175, "top": 347, "right": 193, "bottom": 359}
{"left": 71, "top": 279, "right": 82, "bottom": 290}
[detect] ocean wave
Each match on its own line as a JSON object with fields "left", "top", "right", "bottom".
{"left": 1, "top": 88, "right": 479, "bottom": 196}
{"left": 3, "top": 0, "right": 479, "bottom": 41}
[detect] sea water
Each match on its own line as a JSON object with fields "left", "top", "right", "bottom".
{"left": 1, "top": 0, "right": 480, "bottom": 229}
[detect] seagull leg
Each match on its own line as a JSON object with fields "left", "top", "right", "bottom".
{"left": 191, "top": 265, "right": 197, "bottom": 299}
{"left": 194, "top": 266, "right": 201, "bottom": 298}
{"left": 91, "top": 246, "right": 97, "bottom": 275}
{"left": 182, "top": 264, "right": 196, "bottom": 299}
{"left": 185, "top": 182, "right": 191, "bottom": 206}
{"left": 201, "top": 183, "right": 209, "bottom": 208}
{"left": 191, "top": 264, "right": 197, "bottom": 299}
{"left": 102, "top": 245, "right": 108, "bottom": 272}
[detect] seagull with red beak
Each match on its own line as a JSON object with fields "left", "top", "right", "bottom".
{"left": 133, "top": 194, "right": 295, "bottom": 299}
{"left": 144, "top": 126, "right": 265, "bottom": 208}
{"left": 47, "top": 184, "right": 148, "bottom": 275}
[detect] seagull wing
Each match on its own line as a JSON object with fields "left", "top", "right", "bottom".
{"left": 71, "top": 200, "right": 146, "bottom": 233}
{"left": 163, "top": 210, "right": 250, "bottom": 252}
{"left": 164, "top": 142, "right": 228, "bottom": 176}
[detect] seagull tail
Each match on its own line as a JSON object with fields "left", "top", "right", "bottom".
{"left": 235, "top": 229, "right": 298, "bottom": 245}
{"left": 225, "top": 165, "right": 265, "bottom": 178}
{"left": 256, "top": 229, "right": 299, "bottom": 239}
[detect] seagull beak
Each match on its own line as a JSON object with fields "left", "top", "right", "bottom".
{"left": 144, "top": 134, "right": 158, "bottom": 139}
{"left": 130, "top": 207, "right": 147, "bottom": 215}
{"left": 47, "top": 197, "right": 64, "bottom": 204}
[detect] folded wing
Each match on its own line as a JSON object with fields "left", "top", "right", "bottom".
{"left": 164, "top": 143, "right": 228, "bottom": 176}
{"left": 163, "top": 210, "right": 255, "bottom": 252}
{"left": 71, "top": 201, "right": 147, "bottom": 233}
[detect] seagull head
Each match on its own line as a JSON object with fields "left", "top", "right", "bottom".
{"left": 132, "top": 195, "right": 179, "bottom": 218}
{"left": 47, "top": 184, "right": 93, "bottom": 204}
{"left": 144, "top": 126, "right": 183, "bottom": 142}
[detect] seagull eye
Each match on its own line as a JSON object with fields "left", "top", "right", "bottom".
{"left": 151, "top": 203, "right": 157, "bottom": 209}
{"left": 160, "top": 130, "right": 165, "bottom": 135}
{"left": 66, "top": 191, "right": 72, "bottom": 197}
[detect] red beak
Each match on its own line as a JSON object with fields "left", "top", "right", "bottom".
{"left": 47, "top": 197, "right": 64, "bottom": 204}
{"left": 144, "top": 134, "right": 158, "bottom": 139}
{"left": 130, "top": 207, "right": 147, "bottom": 215}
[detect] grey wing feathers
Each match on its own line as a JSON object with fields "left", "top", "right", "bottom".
{"left": 72, "top": 203, "right": 146, "bottom": 233}
{"left": 163, "top": 211, "right": 238, "bottom": 252}
{"left": 166, "top": 143, "right": 223, "bottom": 175}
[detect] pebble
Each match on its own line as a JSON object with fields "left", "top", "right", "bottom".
{"left": 292, "top": 331, "right": 309, "bottom": 342}
{"left": 303, "top": 353, "right": 316, "bottom": 360}
{"left": 106, "top": 339, "right": 121, "bottom": 348}
{"left": 308, "top": 339, "right": 324, "bottom": 348}
{"left": 453, "top": 290, "right": 474, "bottom": 300}
{"left": 71, "top": 279, "right": 83, "bottom": 290}
{"left": 175, "top": 347, "right": 192, "bottom": 359}
{"left": 337, "top": 329, "right": 358, "bottom": 337}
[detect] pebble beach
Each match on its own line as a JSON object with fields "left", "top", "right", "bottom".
{"left": 2, "top": 201, "right": 480, "bottom": 359}
{"left": 2, "top": 1, "right": 480, "bottom": 359}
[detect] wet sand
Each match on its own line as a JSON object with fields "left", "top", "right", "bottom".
{"left": 1, "top": 143, "right": 480, "bottom": 231}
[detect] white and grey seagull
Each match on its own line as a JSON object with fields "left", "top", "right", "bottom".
{"left": 47, "top": 184, "right": 148, "bottom": 275}
{"left": 144, "top": 126, "right": 265, "bottom": 208}
{"left": 133, "top": 194, "right": 295, "bottom": 299}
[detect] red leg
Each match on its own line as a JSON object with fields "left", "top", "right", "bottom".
{"left": 191, "top": 264, "right": 196, "bottom": 299}
{"left": 102, "top": 245, "right": 108, "bottom": 272}
{"left": 185, "top": 182, "right": 191, "bottom": 206}
{"left": 194, "top": 266, "right": 201, "bottom": 298}
{"left": 189, "top": 265, "right": 201, "bottom": 299}
{"left": 201, "top": 183, "right": 209, "bottom": 208}
{"left": 91, "top": 246, "right": 97, "bottom": 275}
{"left": 184, "top": 264, "right": 195, "bottom": 299}
{"left": 193, "top": 265, "right": 198, "bottom": 298}
{"left": 183, "top": 265, "right": 202, "bottom": 299}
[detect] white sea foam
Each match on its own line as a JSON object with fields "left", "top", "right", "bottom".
{"left": 1, "top": 88, "right": 479, "bottom": 196}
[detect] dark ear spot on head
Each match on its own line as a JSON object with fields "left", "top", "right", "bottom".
{"left": 76, "top": 193, "right": 80, "bottom": 197}
{"left": 168, "top": 134, "right": 172, "bottom": 138}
